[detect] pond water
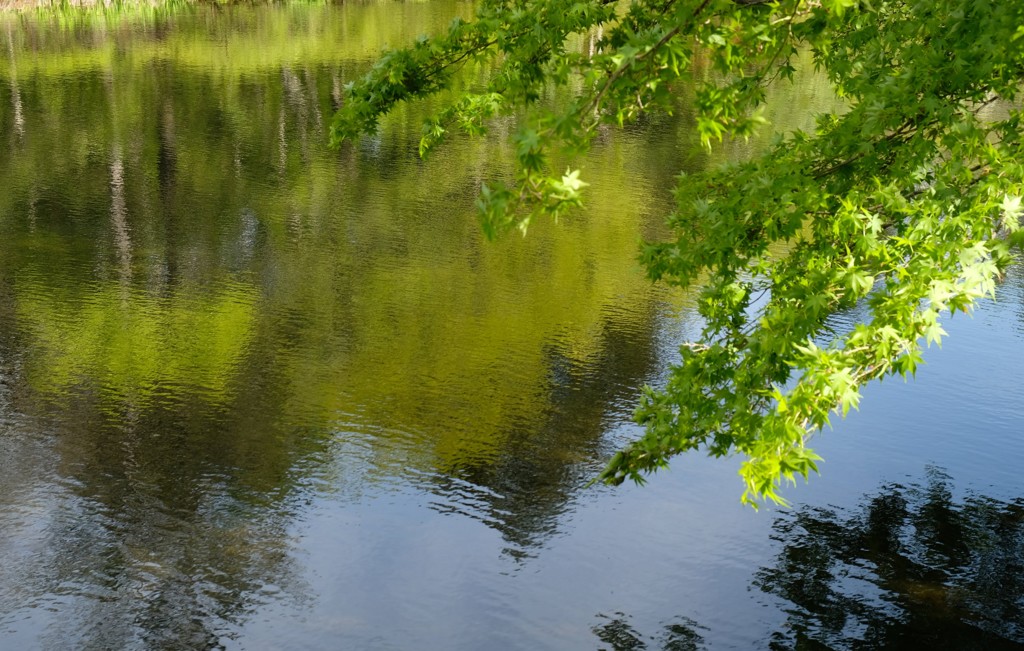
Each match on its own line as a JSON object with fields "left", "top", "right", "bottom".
{"left": 0, "top": 3, "right": 1022, "bottom": 649}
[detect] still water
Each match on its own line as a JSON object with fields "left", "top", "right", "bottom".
{"left": 0, "top": 3, "right": 1022, "bottom": 649}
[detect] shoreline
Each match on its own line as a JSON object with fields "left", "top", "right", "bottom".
{"left": 0, "top": 0, "right": 321, "bottom": 12}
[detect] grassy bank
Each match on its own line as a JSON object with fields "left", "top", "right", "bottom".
{"left": 0, "top": 0, "right": 330, "bottom": 13}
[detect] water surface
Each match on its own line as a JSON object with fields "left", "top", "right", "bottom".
{"left": 1, "top": 4, "right": 1022, "bottom": 649}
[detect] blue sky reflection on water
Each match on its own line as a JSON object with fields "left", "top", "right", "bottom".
{"left": 224, "top": 268, "right": 1024, "bottom": 650}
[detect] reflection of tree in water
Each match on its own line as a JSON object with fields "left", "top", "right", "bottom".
{"left": 592, "top": 611, "right": 706, "bottom": 651}
{"left": 756, "top": 468, "right": 1024, "bottom": 650}
{"left": 427, "top": 308, "right": 664, "bottom": 559}
{"left": 0, "top": 386, "right": 312, "bottom": 650}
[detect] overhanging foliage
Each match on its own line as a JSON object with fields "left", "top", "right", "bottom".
{"left": 331, "top": 0, "right": 1024, "bottom": 506}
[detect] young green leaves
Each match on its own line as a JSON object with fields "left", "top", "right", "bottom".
{"left": 333, "top": 0, "right": 1024, "bottom": 506}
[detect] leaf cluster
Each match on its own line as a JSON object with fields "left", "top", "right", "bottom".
{"left": 332, "top": 0, "right": 1024, "bottom": 506}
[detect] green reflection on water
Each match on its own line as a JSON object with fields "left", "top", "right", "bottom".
{"left": 0, "top": 3, "right": 842, "bottom": 647}
{"left": 16, "top": 276, "right": 256, "bottom": 400}
{"left": 0, "top": 1, "right": 710, "bottom": 485}
{"left": 0, "top": 0, "right": 843, "bottom": 542}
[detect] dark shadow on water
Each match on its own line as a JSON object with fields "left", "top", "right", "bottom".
{"left": 593, "top": 612, "right": 707, "bottom": 651}
{"left": 756, "top": 467, "right": 1024, "bottom": 650}
{"left": 592, "top": 469, "right": 1024, "bottom": 650}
